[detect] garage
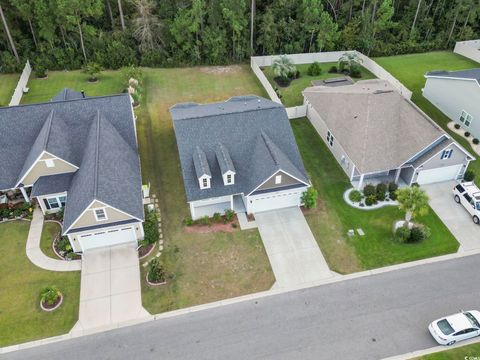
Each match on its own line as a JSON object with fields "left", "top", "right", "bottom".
{"left": 78, "top": 226, "right": 136, "bottom": 252}
{"left": 416, "top": 164, "right": 463, "bottom": 185}
{"left": 247, "top": 187, "right": 306, "bottom": 213}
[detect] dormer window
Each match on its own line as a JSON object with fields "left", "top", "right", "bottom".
{"left": 199, "top": 175, "right": 211, "bottom": 189}
{"left": 215, "top": 143, "right": 236, "bottom": 186}
{"left": 227, "top": 174, "right": 232, "bottom": 184}
{"left": 203, "top": 178, "right": 208, "bottom": 187}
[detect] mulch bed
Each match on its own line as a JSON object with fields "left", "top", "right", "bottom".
{"left": 273, "top": 76, "right": 291, "bottom": 87}
{"left": 138, "top": 242, "right": 156, "bottom": 259}
{"left": 184, "top": 219, "right": 239, "bottom": 234}
{"left": 246, "top": 213, "right": 256, "bottom": 222}
{"left": 145, "top": 272, "right": 167, "bottom": 286}
{"left": 40, "top": 293, "right": 63, "bottom": 312}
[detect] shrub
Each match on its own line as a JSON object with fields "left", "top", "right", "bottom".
{"left": 376, "top": 183, "right": 387, "bottom": 201}
{"left": 301, "top": 187, "right": 318, "bottom": 209}
{"left": 307, "top": 62, "right": 322, "bottom": 76}
{"left": 363, "top": 184, "right": 376, "bottom": 197}
{"left": 474, "top": 138, "right": 479, "bottom": 145}
{"left": 143, "top": 210, "right": 159, "bottom": 244}
{"left": 465, "top": 131, "right": 471, "bottom": 137}
{"left": 388, "top": 182, "right": 398, "bottom": 194}
{"left": 58, "top": 236, "right": 72, "bottom": 253}
{"left": 365, "top": 195, "right": 377, "bottom": 206}
{"left": 408, "top": 225, "right": 430, "bottom": 243}
{"left": 464, "top": 170, "right": 476, "bottom": 182}
{"left": 34, "top": 64, "right": 47, "bottom": 78}
{"left": 147, "top": 258, "right": 166, "bottom": 283}
{"left": 231, "top": 223, "right": 238, "bottom": 228}
{"left": 395, "top": 226, "right": 411, "bottom": 243}
{"left": 224, "top": 209, "right": 235, "bottom": 222}
{"left": 349, "top": 190, "right": 362, "bottom": 203}
{"left": 212, "top": 212, "right": 222, "bottom": 222}
{"left": 275, "top": 76, "right": 291, "bottom": 87}
{"left": 199, "top": 216, "right": 210, "bottom": 226}
{"left": 349, "top": 66, "right": 362, "bottom": 78}
{"left": 40, "top": 286, "right": 60, "bottom": 306}
{"left": 185, "top": 217, "right": 193, "bottom": 226}
{"left": 328, "top": 65, "right": 338, "bottom": 73}
{"left": 454, "top": 123, "right": 461, "bottom": 129}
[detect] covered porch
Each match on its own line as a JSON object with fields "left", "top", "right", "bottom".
{"left": 0, "top": 187, "right": 31, "bottom": 207}
{"left": 351, "top": 168, "right": 410, "bottom": 190}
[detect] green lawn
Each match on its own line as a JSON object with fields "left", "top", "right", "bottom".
{"left": 137, "top": 66, "right": 274, "bottom": 313}
{"left": 263, "top": 62, "right": 376, "bottom": 107}
{"left": 40, "top": 222, "right": 62, "bottom": 259}
{"left": 0, "top": 73, "right": 20, "bottom": 106}
{"left": 292, "top": 118, "right": 459, "bottom": 273}
{"left": 375, "top": 51, "right": 480, "bottom": 174}
{"left": 413, "top": 342, "right": 480, "bottom": 359}
{"left": 0, "top": 221, "right": 80, "bottom": 346}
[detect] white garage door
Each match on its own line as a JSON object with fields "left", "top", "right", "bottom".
{"left": 248, "top": 189, "right": 304, "bottom": 213}
{"left": 416, "top": 164, "right": 462, "bottom": 185}
{"left": 79, "top": 227, "right": 136, "bottom": 252}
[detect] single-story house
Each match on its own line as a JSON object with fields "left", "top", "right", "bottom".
{"left": 303, "top": 79, "right": 475, "bottom": 189}
{"left": 0, "top": 89, "right": 144, "bottom": 253}
{"left": 423, "top": 68, "right": 480, "bottom": 139}
{"left": 170, "top": 96, "right": 311, "bottom": 219}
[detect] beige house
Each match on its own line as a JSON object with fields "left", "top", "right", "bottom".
{"left": 303, "top": 80, "right": 474, "bottom": 189}
{"left": 0, "top": 89, "right": 144, "bottom": 253}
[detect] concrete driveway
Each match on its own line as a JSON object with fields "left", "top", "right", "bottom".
{"left": 423, "top": 181, "right": 480, "bottom": 251}
{"left": 71, "top": 244, "right": 151, "bottom": 334}
{"left": 255, "top": 207, "right": 334, "bottom": 288}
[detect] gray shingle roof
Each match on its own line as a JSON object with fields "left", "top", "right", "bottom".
{"left": 51, "top": 88, "right": 85, "bottom": 101}
{"left": 63, "top": 111, "right": 143, "bottom": 233}
{"left": 171, "top": 96, "right": 309, "bottom": 202}
{"left": 215, "top": 143, "right": 236, "bottom": 174}
{"left": 0, "top": 89, "right": 143, "bottom": 232}
{"left": 31, "top": 173, "right": 74, "bottom": 197}
{"left": 303, "top": 80, "right": 448, "bottom": 174}
{"left": 193, "top": 146, "right": 211, "bottom": 178}
{"left": 411, "top": 137, "right": 454, "bottom": 168}
{"left": 426, "top": 69, "right": 480, "bottom": 82}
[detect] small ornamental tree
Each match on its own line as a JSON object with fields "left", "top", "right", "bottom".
{"left": 396, "top": 186, "right": 429, "bottom": 225}
{"left": 40, "top": 286, "right": 60, "bottom": 306}
{"left": 301, "top": 187, "right": 318, "bottom": 209}
{"left": 83, "top": 62, "right": 102, "bottom": 82}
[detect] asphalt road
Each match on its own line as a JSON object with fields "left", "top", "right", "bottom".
{"left": 5, "top": 254, "right": 480, "bottom": 360}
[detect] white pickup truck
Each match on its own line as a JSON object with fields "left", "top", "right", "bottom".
{"left": 453, "top": 182, "right": 480, "bottom": 224}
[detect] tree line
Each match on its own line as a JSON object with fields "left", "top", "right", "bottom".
{"left": 0, "top": 0, "right": 479, "bottom": 73}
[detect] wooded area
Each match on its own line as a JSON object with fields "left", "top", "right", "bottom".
{"left": 0, "top": 0, "right": 479, "bottom": 73}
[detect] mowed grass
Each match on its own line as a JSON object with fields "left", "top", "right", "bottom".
{"left": 0, "top": 221, "right": 80, "bottom": 346}
{"left": 375, "top": 51, "right": 480, "bottom": 174}
{"left": 0, "top": 73, "right": 20, "bottom": 106}
{"left": 21, "top": 70, "right": 125, "bottom": 104}
{"left": 263, "top": 62, "right": 376, "bottom": 107}
{"left": 40, "top": 222, "right": 62, "bottom": 259}
{"left": 292, "top": 118, "right": 459, "bottom": 273}
{"left": 413, "top": 342, "right": 480, "bottom": 359}
{"left": 137, "top": 66, "right": 274, "bottom": 313}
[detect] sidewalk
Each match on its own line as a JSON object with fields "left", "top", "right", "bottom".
{"left": 26, "top": 207, "right": 81, "bottom": 272}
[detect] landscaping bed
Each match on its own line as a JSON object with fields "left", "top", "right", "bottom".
{"left": 0, "top": 202, "right": 34, "bottom": 221}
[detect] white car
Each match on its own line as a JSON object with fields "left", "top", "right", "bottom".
{"left": 428, "top": 310, "right": 480, "bottom": 345}
{"left": 453, "top": 182, "right": 480, "bottom": 224}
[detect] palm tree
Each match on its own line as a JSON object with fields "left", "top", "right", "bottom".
{"left": 396, "top": 186, "right": 429, "bottom": 225}
{"left": 0, "top": 5, "right": 19, "bottom": 63}
{"left": 272, "top": 55, "right": 296, "bottom": 79}
{"left": 338, "top": 52, "right": 362, "bottom": 71}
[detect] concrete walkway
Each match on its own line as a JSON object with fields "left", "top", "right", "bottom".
{"left": 26, "top": 207, "right": 81, "bottom": 271}
{"left": 423, "top": 181, "right": 480, "bottom": 251}
{"left": 255, "top": 207, "right": 334, "bottom": 288}
{"left": 71, "top": 244, "right": 151, "bottom": 335}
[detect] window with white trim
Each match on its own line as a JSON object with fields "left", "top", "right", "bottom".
{"left": 94, "top": 208, "right": 107, "bottom": 221}
{"left": 43, "top": 194, "right": 67, "bottom": 210}
{"left": 45, "top": 159, "right": 55, "bottom": 168}
{"left": 226, "top": 174, "right": 232, "bottom": 184}
{"left": 203, "top": 178, "right": 208, "bottom": 187}
{"left": 327, "top": 131, "right": 334, "bottom": 146}
{"left": 460, "top": 110, "right": 473, "bottom": 127}
{"left": 441, "top": 149, "right": 453, "bottom": 160}
{"left": 47, "top": 197, "right": 60, "bottom": 209}
{"left": 275, "top": 175, "right": 282, "bottom": 184}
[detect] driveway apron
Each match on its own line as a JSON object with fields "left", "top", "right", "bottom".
{"left": 255, "top": 207, "right": 333, "bottom": 288}
{"left": 423, "top": 181, "right": 480, "bottom": 251}
{"left": 72, "top": 243, "right": 150, "bottom": 333}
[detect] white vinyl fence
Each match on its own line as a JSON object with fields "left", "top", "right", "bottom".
{"left": 454, "top": 40, "right": 480, "bottom": 63}
{"left": 9, "top": 60, "right": 32, "bottom": 106}
{"left": 251, "top": 50, "right": 412, "bottom": 119}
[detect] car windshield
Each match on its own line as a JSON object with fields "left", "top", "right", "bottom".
{"left": 437, "top": 319, "right": 455, "bottom": 335}
{"left": 476, "top": 203, "right": 480, "bottom": 211}
{"left": 465, "top": 312, "right": 480, "bottom": 328}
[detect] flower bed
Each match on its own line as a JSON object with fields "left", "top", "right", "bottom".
{"left": 184, "top": 209, "right": 238, "bottom": 233}
{"left": 0, "top": 203, "right": 34, "bottom": 221}
{"left": 344, "top": 182, "right": 399, "bottom": 210}
{"left": 138, "top": 242, "right": 156, "bottom": 260}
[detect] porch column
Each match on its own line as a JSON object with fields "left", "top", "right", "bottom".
{"left": 357, "top": 174, "right": 365, "bottom": 190}
{"left": 394, "top": 168, "right": 401, "bottom": 184}
{"left": 350, "top": 164, "right": 356, "bottom": 181}
{"left": 19, "top": 187, "right": 30, "bottom": 203}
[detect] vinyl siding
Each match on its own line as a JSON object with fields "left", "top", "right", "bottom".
{"left": 22, "top": 156, "right": 77, "bottom": 186}
{"left": 69, "top": 201, "right": 135, "bottom": 230}
{"left": 256, "top": 170, "right": 302, "bottom": 191}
